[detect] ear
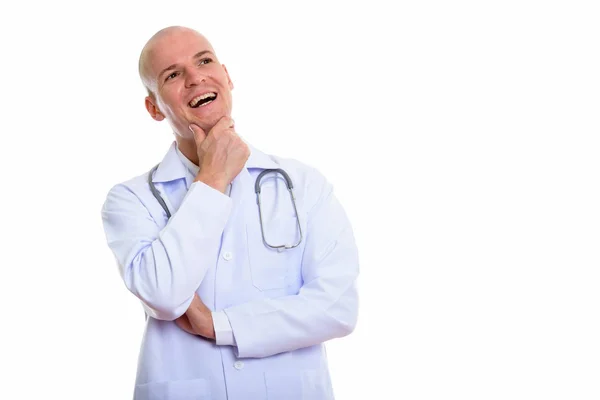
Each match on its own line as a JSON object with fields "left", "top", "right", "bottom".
{"left": 145, "top": 96, "right": 165, "bottom": 121}
{"left": 222, "top": 64, "right": 234, "bottom": 90}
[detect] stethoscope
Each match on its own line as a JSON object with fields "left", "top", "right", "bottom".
{"left": 148, "top": 165, "right": 303, "bottom": 250}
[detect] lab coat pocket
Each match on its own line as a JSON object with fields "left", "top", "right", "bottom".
{"left": 264, "top": 370, "right": 331, "bottom": 400}
{"left": 134, "top": 378, "right": 211, "bottom": 400}
{"left": 247, "top": 215, "right": 303, "bottom": 291}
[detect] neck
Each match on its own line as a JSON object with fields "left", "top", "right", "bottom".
{"left": 176, "top": 137, "right": 199, "bottom": 166}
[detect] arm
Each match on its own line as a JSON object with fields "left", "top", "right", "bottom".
{"left": 175, "top": 293, "right": 217, "bottom": 339}
{"left": 223, "top": 174, "right": 359, "bottom": 358}
{"left": 101, "top": 180, "right": 232, "bottom": 321}
{"left": 102, "top": 117, "right": 248, "bottom": 322}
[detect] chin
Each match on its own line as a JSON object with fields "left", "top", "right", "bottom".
{"left": 192, "top": 112, "right": 230, "bottom": 128}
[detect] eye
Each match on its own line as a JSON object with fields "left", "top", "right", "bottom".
{"left": 199, "top": 58, "right": 213, "bottom": 66}
{"left": 165, "top": 71, "right": 179, "bottom": 82}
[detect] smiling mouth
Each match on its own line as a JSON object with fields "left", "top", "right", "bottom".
{"left": 189, "top": 92, "right": 217, "bottom": 108}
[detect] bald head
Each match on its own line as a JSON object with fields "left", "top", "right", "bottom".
{"left": 138, "top": 25, "right": 234, "bottom": 142}
{"left": 138, "top": 26, "right": 215, "bottom": 95}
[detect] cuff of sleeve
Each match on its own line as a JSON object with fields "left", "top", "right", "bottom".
{"left": 141, "top": 292, "right": 194, "bottom": 321}
{"left": 212, "top": 310, "right": 236, "bottom": 346}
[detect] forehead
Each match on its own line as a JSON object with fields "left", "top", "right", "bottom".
{"left": 145, "top": 30, "right": 215, "bottom": 78}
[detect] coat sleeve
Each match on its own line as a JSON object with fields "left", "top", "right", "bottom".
{"left": 101, "top": 181, "right": 232, "bottom": 321}
{"left": 223, "top": 171, "right": 359, "bottom": 358}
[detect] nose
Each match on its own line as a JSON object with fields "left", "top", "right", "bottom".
{"left": 184, "top": 66, "right": 206, "bottom": 88}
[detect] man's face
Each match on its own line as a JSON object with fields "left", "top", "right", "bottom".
{"left": 143, "top": 29, "right": 234, "bottom": 138}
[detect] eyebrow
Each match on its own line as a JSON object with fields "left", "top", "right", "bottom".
{"left": 158, "top": 50, "right": 215, "bottom": 80}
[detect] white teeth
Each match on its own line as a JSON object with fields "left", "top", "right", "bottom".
{"left": 189, "top": 92, "right": 217, "bottom": 107}
{"left": 195, "top": 99, "right": 214, "bottom": 108}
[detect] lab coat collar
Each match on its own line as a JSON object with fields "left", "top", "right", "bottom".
{"left": 151, "top": 141, "right": 279, "bottom": 183}
{"left": 246, "top": 142, "right": 280, "bottom": 170}
{"left": 151, "top": 142, "right": 187, "bottom": 183}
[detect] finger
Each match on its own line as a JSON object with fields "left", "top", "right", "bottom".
{"left": 214, "top": 115, "right": 235, "bottom": 131}
{"left": 188, "top": 123, "right": 207, "bottom": 143}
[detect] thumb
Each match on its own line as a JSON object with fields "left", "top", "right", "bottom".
{"left": 188, "top": 123, "right": 207, "bottom": 143}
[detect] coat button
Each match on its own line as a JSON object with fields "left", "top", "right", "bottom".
{"left": 234, "top": 361, "right": 244, "bottom": 370}
{"left": 223, "top": 251, "right": 233, "bottom": 261}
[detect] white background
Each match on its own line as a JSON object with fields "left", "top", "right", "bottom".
{"left": 0, "top": 0, "right": 599, "bottom": 399}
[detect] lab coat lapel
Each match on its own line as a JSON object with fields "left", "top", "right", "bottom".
{"left": 146, "top": 143, "right": 188, "bottom": 223}
{"left": 231, "top": 146, "right": 282, "bottom": 240}
{"left": 229, "top": 145, "right": 278, "bottom": 218}
{"left": 228, "top": 167, "right": 253, "bottom": 222}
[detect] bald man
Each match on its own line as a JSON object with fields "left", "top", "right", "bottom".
{"left": 102, "top": 26, "right": 359, "bottom": 400}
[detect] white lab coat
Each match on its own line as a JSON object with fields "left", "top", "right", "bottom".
{"left": 101, "top": 141, "right": 359, "bottom": 400}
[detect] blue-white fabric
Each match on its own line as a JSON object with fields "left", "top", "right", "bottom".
{"left": 101, "top": 141, "right": 359, "bottom": 400}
